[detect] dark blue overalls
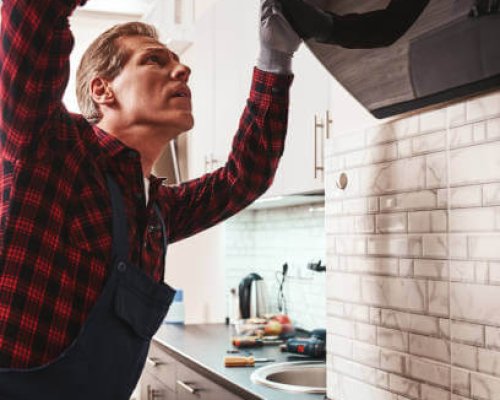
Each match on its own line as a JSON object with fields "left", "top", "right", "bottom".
{"left": 0, "top": 175, "right": 176, "bottom": 400}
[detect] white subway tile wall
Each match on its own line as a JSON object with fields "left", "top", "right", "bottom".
{"left": 325, "top": 90, "right": 500, "bottom": 400}
{"left": 223, "top": 204, "right": 326, "bottom": 331}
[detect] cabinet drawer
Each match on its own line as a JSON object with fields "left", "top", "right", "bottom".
{"left": 145, "top": 342, "right": 177, "bottom": 391}
{"left": 176, "top": 362, "right": 242, "bottom": 400}
{"left": 141, "top": 371, "right": 176, "bottom": 400}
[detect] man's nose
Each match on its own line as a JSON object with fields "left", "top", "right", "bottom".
{"left": 171, "top": 63, "right": 191, "bottom": 82}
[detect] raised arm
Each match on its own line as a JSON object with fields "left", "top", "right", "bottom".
{"left": 0, "top": 0, "right": 84, "bottom": 160}
{"left": 162, "top": 69, "right": 293, "bottom": 244}
{"left": 159, "top": 0, "right": 298, "bottom": 243}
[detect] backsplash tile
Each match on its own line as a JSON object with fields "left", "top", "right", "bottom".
{"left": 466, "top": 92, "right": 500, "bottom": 122}
{"left": 487, "top": 117, "right": 500, "bottom": 139}
{"left": 325, "top": 88, "right": 500, "bottom": 400}
{"left": 470, "top": 372, "right": 500, "bottom": 400}
{"left": 450, "top": 142, "right": 500, "bottom": 185}
{"left": 223, "top": 204, "right": 326, "bottom": 331}
{"left": 380, "top": 191, "right": 437, "bottom": 212}
{"left": 420, "top": 108, "right": 447, "bottom": 133}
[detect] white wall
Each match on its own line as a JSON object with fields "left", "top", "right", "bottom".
{"left": 325, "top": 88, "right": 500, "bottom": 400}
{"left": 164, "top": 225, "right": 227, "bottom": 324}
{"left": 224, "top": 204, "right": 326, "bottom": 330}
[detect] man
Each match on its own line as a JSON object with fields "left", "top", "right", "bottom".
{"left": 0, "top": 0, "right": 299, "bottom": 398}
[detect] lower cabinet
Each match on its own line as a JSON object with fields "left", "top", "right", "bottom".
{"left": 141, "top": 371, "right": 176, "bottom": 400}
{"left": 176, "top": 362, "right": 241, "bottom": 400}
{"left": 140, "top": 341, "right": 244, "bottom": 400}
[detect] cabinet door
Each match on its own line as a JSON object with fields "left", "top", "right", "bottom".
{"left": 189, "top": 0, "right": 260, "bottom": 176}
{"left": 189, "top": 5, "right": 216, "bottom": 178}
{"left": 212, "top": 0, "right": 287, "bottom": 199}
{"left": 279, "top": 44, "right": 331, "bottom": 195}
{"left": 141, "top": 371, "right": 177, "bottom": 400}
{"left": 145, "top": 342, "right": 178, "bottom": 392}
{"left": 213, "top": 0, "right": 259, "bottom": 169}
{"left": 176, "top": 363, "right": 242, "bottom": 400}
{"left": 190, "top": 1, "right": 330, "bottom": 197}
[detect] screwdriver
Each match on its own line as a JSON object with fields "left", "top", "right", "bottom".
{"left": 224, "top": 355, "right": 274, "bottom": 368}
{"left": 232, "top": 337, "right": 283, "bottom": 348}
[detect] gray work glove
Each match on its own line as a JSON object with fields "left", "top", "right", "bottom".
{"left": 257, "top": 0, "right": 302, "bottom": 74}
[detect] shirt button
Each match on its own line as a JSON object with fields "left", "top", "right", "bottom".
{"left": 135, "top": 192, "right": 143, "bottom": 200}
{"left": 148, "top": 224, "right": 160, "bottom": 233}
{"left": 117, "top": 261, "right": 127, "bottom": 272}
{"left": 127, "top": 151, "right": 138, "bottom": 159}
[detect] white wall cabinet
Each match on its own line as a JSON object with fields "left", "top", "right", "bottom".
{"left": 188, "top": 0, "right": 330, "bottom": 197}
{"left": 189, "top": 0, "right": 259, "bottom": 177}
{"left": 188, "top": 4, "right": 216, "bottom": 177}
{"left": 276, "top": 44, "right": 331, "bottom": 196}
{"left": 212, "top": 0, "right": 259, "bottom": 171}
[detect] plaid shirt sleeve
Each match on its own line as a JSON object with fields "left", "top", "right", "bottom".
{"left": 161, "top": 68, "right": 293, "bottom": 243}
{"left": 0, "top": 0, "right": 85, "bottom": 161}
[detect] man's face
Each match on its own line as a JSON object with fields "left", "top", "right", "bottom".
{"left": 109, "top": 35, "right": 193, "bottom": 137}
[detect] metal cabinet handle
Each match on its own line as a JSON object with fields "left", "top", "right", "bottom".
{"left": 147, "top": 385, "right": 163, "bottom": 400}
{"left": 204, "top": 155, "right": 211, "bottom": 173}
{"left": 211, "top": 155, "right": 219, "bottom": 170}
{"left": 314, "top": 115, "right": 325, "bottom": 179}
{"left": 204, "top": 153, "right": 220, "bottom": 172}
{"left": 177, "top": 380, "right": 199, "bottom": 395}
{"left": 325, "top": 110, "right": 332, "bottom": 140}
{"left": 146, "top": 357, "right": 164, "bottom": 368}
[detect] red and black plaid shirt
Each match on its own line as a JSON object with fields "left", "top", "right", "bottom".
{"left": 0, "top": 0, "right": 292, "bottom": 368}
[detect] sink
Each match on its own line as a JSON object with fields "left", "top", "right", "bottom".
{"left": 250, "top": 361, "right": 326, "bottom": 394}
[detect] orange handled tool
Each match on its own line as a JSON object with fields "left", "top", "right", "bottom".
{"left": 223, "top": 356, "right": 274, "bottom": 368}
{"left": 232, "top": 337, "right": 263, "bottom": 348}
{"left": 232, "top": 337, "right": 283, "bottom": 348}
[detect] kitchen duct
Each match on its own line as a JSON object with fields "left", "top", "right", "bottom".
{"left": 285, "top": 0, "right": 500, "bottom": 118}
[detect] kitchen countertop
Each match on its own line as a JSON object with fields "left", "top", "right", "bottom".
{"left": 153, "top": 323, "right": 326, "bottom": 400}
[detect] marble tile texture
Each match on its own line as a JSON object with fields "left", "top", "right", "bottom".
{"left": 326, "top": 90, "right": 500, "bottom": 400}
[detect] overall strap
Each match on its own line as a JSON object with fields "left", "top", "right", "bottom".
{"left": 153, "top": 203, "right": 168, "bottom": 281}
{"left": 153, "top": 203, "right": 168, "bottom": 258}
{"left": 106, "top": 174, "right": 169, "bottom": 272}
{"left": 106, "top": 174, "right": 129, "bottom": 262}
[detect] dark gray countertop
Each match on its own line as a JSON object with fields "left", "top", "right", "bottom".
{"left": 153, "top": 323, "right": 326, "bottom": 400}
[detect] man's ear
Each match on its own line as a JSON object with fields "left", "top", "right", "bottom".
{"left": 90, "top": 77, "right": 115, "bottom": 106}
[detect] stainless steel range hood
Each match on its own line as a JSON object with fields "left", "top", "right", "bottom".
{"left": 297, "top": 0, "right": 500, "bottom": 118}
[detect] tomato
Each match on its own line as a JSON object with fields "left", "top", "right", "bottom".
{"left": 272, "top": 314, "right": 291, "bottom": 325}
{"left": 264, "top": 320, "right": 282, "bottom": 335}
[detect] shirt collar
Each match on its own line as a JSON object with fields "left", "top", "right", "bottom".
{"left": 92, "top": 125, "right": 167, "bottom": 187}
{"left": 92, "top": 125, "right": 136, "bottom": 159}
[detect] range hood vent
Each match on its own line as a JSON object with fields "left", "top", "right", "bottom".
{"left": 306, "top": 0, "right": 500, "bottom": 118}
{"left": 409, "top": 14, "right": 500, "bottom": 99}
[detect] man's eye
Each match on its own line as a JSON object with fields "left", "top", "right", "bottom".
{"left": 148, "top": 55, "right": 163, "bottom": 64}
